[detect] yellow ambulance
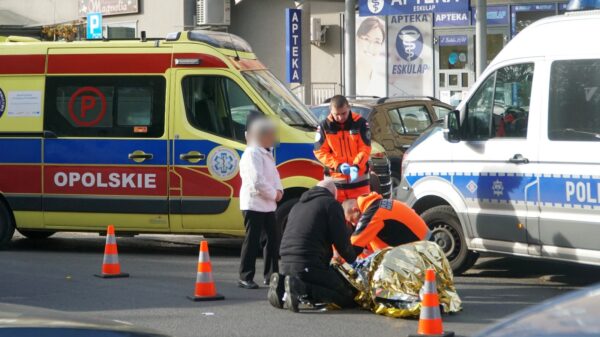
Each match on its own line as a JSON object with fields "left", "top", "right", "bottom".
{"left": 0, "top": 31, "right": 390, "bottom": 245}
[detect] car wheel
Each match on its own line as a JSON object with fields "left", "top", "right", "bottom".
{"left": 0, "top": 200, "right": 15, "bottom": 249}
{"left": 421, "top": 205, "right": 479, "bottom": 274}
{"left": 17, "top": 229, "right": 56, "bottom": 240}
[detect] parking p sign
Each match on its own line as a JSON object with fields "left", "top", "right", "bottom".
{"left": 86, "top": 12, "right": 102, "bottom": 40}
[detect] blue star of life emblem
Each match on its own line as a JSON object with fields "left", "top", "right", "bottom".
{"left": 215, "top": 152, "right": 235, "bottom": 175}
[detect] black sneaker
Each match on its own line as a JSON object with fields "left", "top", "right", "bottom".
{"left": 284, "top": 275, "right": 302, "bottom": 313}
{"left": 267, "top": 273, "right": 285, "bottom": 309}
{"left": 238, "top": 280, "right": 259, "bottom": 289}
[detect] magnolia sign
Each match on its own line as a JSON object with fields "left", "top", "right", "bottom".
{"left": 79, "top": 0, "right": 139, "bottom": 17}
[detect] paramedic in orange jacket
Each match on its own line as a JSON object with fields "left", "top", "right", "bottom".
{"left": 343, "top": 192, "right": 431, "bottom": 253}
{"left": 314, "top": 95, "right": 372, "bottom": 202}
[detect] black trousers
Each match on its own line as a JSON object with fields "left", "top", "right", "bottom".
{"left": 239, "top": 210, "right": 279, "bottom": 282}
{"left": 281, "top": 262, "right": 357, "bottom": 308}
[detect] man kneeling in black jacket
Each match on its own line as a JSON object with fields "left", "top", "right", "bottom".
{"left": 267, "top": 179, "right": 358, "bottom": 312}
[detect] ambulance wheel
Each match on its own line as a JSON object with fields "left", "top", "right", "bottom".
{"left": 276, "top": 198, "right": 299, "bottom": 241}
{"left": 17, "top": 230, "right": 55, "bottom": 240}
{"left": 421, "top": 205, "right": 479, "bottom": 275}
{"left": 0, "top": 200, "right": 15, "bottom": 249}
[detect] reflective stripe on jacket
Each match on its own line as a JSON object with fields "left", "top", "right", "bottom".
{"left": 313, "top": 112, "right": 372, "bottom": 183}
{"left": 351, "top": 192, "right": 430, "bottom": 252}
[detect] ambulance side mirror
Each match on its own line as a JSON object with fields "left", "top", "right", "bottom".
{"left": 444, "top": 110, "right": 461, "bottom": 143}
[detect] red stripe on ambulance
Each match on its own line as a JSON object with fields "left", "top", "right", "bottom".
{"left": 44, "top": 166, "right": 167, "bottom": 196}
{"left": 278, "top": 160, "right": 323, "bottom": 181}
{"left": 0, "top": 165, "right": 42, "bottom": 193}
{"left": 47, "top": 54, "right": 173, "bottom": 74}
{"left": 0, "top": 55, "right": 46, "bottom": 75}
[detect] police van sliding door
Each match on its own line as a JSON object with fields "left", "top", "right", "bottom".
{"left": 537, "top": 58, "right": 600, "bottom": 264}
{"left": 170, "top": 68, "right": 260, "bottom": 233}
{"left": 452, "top": 61, "right": 541, "bottom": 254}
{"left": 42, "top": 50, "right": 170, "bottom": 230}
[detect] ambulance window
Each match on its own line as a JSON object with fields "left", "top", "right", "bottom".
{"left": 117, "top": 87, "right": 153, "bottom": 126}
{"left": 182, "top": 75, "right": 259, "bottom": 143}
{"left": 549, "top": 59, "right": 600, "bottom": 141}
{"left": 45, "top": 76, "right": 165, "bottom": 138}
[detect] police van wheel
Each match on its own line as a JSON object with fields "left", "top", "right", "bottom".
{"left": 421, "top": 205, "right": 478, "bottom": 275}
{"left": 0, "top": 200, "right": 15, "bottom": 249}
{"left": 17, "top": 230, "right": 56, "bottom": 240}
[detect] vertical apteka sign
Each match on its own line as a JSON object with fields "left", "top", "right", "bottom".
{"left": 285, "top": 8, "right": 302, "bottom": 84}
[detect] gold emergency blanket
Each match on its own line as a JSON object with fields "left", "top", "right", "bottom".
{"left": 336, "top": 241, "right": 462, "bottom": 318}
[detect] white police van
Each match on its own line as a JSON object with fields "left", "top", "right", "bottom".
{"left": 397, "top": 4, "right": 600, "bottom": 273}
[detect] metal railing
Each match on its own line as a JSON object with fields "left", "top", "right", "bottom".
{"left": 291, "top": 82, "right": 342, "bottom": 105}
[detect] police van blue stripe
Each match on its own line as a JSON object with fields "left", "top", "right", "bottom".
{"left": 44, "top": 139, "right": 168, "bottom": 165}
{"left": 0, "top": 139, "right": 41, "bottom": 163}
{"left": 407, "top": 172, "right": 600, "bottom": 208}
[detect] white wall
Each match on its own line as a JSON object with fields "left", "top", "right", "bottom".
{"left": 230, "top": 0, "right": 345, "bottom": 96}
{"left": 0, "top": 0, "right": 191, "bottom": 39}
{"left": 310, "top": 1, "right": 344, "bottom": 90}
{"left": 229, "top": 0, "right": 297, "bottom": 82}
{"left": 0, "top": 0, "right": 79, "bottom": 25}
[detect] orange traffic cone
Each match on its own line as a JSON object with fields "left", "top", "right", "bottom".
{"left": 188, "top": 241, "right": 224, "bottom": 301}
{"left": 409, "top": 269, "right": 454, "bottom": 337}
{"left": 94, "top": 225, "right": 129, "bottom": 278}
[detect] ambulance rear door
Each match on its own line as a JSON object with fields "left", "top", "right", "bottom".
{"left": 42, "top": 48, "right": 171, "bottom": 231}
{"left": 170, "top": 64, "right": 263, "bottom": 234}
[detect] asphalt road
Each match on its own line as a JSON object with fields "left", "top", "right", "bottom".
{"left": 1, "top": 232, "right": 600, "bottom": 337}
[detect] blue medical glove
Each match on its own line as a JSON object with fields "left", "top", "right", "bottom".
{"left": 339, "top": 163, "right": 351, "bottom": 175}
{"left": 349, "top": 166, "right": 359, "bottom": 182}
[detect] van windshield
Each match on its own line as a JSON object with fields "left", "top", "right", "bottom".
{"left": 243, "top": 70, "right": 318, "bottom": 129}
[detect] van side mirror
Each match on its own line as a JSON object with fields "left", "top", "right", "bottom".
{"left": 444, "top": 110, "right": 461, "bottom": 143}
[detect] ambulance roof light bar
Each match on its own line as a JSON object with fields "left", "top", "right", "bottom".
{"left": 187, "top": 30, "right": 253, "bottom": 53}
{"left": 566, "top": 0, "right": 600, "bottom": 11}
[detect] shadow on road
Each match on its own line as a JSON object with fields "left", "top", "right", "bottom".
{"left": 7, "top": 234, "right": 243, "bottom": 257}
{"left": 465, "top": 255, "right": 600, "bottom": 286}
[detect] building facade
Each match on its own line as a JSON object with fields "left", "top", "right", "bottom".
{"left": 0, "top": 0, "right": 569, "bottom": 105}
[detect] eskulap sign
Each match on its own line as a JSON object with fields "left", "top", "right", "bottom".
{"left": 359, "top": 0, "right": 469, "bottom": 16}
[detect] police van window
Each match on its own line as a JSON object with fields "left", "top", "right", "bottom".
{"left": 464, "top": 63, "right": 533, "bottom": 139}
{"left": 465, "top": 74, "right": 495, "bottom": 139}
{"left": 549, "top": 59, "right": 600, "bottom": 141}
{"left": 182, "top": 76, "right": 258, "bottom": 143}
{"left": 45, "top": 76, "right": 165, "bottom": 138}
{"left": 492, "top": 63, "right": 533, "bottom": 138}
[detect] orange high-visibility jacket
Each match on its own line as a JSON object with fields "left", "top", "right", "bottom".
{"left": 313, "top": 112, "right": 372, "bottom": 181}
{"left": 351, "top": 192, "right": 430, "bottom": 252}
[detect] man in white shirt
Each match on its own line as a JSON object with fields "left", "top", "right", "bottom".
{"left": 238, "top": 117, "right": 283, "bottom": 289}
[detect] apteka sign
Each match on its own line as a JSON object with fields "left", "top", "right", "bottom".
{"left": 360, "top": 0, "right": 469, "bottom": 16}
{"left": 285, "top": 8, "right": 302, "bottom": 84}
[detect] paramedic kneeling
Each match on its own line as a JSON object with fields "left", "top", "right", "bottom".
{"left": 267, "top": 179, "right": 358, "bottom": 312}
{"left": 343, "top": 192, "right": 430, "bottom": 255}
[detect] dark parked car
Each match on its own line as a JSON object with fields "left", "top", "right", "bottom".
{"left": 311, "top": 96, "right": 454, "bottom": 185}
{"left": 474, "top": 283, "right": 600, "bottom": 337}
